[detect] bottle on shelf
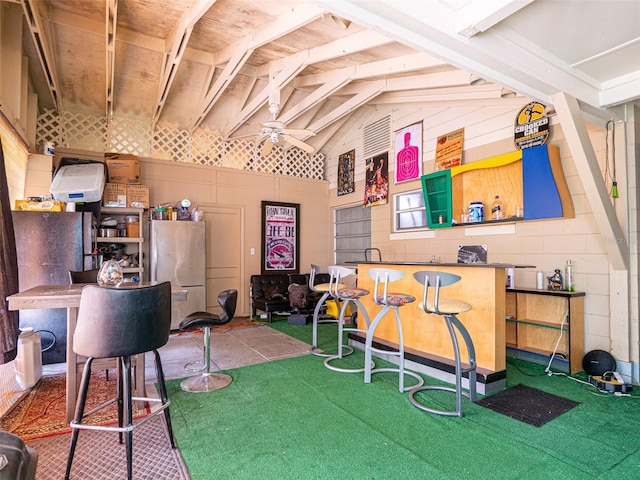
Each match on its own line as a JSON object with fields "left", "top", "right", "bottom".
{"left": 565, "top": 260, "right": 574, "bottom": 291}
{"left": 491, "top": 195, "right": 504, "bottom": 220}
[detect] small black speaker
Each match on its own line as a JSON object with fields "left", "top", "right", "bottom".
{"left": 582, "top": 350, "right": 616, "bottom": 376}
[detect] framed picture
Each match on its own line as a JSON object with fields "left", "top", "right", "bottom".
{"left": 261, "top": 201, "right": 300, "bottom": 274}
{"left": 394, "top": 121, "right": 423, "bottom": 183}
{"left": 363, "top": 152, "right": 389, "bottom": 207}
{"left": 457, "top": 245, "right": 488, "bottom": 264}
{"left": 337, "top": 149, "right": 355, "bottom": 196}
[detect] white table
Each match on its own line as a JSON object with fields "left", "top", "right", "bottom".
{"left": 7, "top": 282, "right": 187, "bottom": 423}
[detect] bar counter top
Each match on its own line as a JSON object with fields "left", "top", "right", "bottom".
{"left": 351, "top": 261, "right": 534, "bottom": 268}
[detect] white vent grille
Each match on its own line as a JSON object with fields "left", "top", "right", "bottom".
{"left": 36, "top": 109, "right": 324, "bottom": 180}
{"left": 362, "top": 115, "right": 391, "bottom": 158}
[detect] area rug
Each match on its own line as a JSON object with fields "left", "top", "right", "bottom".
{"left": 0, "top": 370, "right": 148, "bottom": 441}
{"left": 477, "top": 383, "right": 580, "bottom": 427}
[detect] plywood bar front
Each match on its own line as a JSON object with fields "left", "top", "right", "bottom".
{"left": 354, "top": 262, "right": 508, "bottom": 373}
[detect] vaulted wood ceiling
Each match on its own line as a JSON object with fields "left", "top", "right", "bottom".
{"left": 14, "top": 0, "right": 640, "bottom": 155}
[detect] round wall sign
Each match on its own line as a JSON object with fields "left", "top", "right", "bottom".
{"left": 514, "top": 101, "right": 550, "bottom": 150}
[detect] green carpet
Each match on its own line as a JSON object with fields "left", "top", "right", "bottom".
{"left": 167, "top": 322, "right": 640, "bottom": 479}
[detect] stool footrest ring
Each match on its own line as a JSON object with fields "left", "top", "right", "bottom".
{"left": 324, "top": 355, "right": 375, "bottom": 374}
{"left": 408, "top": 385, "right": 474, "bottom": 417}
{"left": 311, "top": 344, "right": 353, "bottom": 358}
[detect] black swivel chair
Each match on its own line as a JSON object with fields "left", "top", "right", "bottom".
{"left": 65, "top": 282, "right": 175, "bottom": 480}
{"left": 68, "top": 268, "right": 101, "bottom": 284}
{"left": 179, "top": 289, "right": 238, "bottom": 392}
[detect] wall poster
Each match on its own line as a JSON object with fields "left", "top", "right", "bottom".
{"left": 261, "top": 201, "right": 300, "bottom": 274}
{"left": 394, "top": 121, "right": 423, "bottom": 183}
{"left": 435, "top": 128, "right": 464, "bottom": 171}
{"left": 363, "top": 152, "right": 389, "bottom": 207}
{"left": 337, "top": 149, "right": 355, "bottom": 196}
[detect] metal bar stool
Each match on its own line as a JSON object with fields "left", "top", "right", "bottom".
{"left": 324, "top": 265, "right": 374, "bottom": 373}
{"left": 364, "top": 267, "right": 424, "bottom": 392}
{"left": 409, "top": 270, "right": 477, "bottom": 417}
{"left": 309, "top": 264, "right": 351, "bottom": 357}
{"left": 65, "top": 282, "right": 175, "bottom": 480}
{"left": 178, "top": 289, "right": 238, "bottom": 392}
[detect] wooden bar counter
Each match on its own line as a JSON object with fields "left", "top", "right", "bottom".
{"left": 351, "top": 261, "right": 518, "bottom": 392}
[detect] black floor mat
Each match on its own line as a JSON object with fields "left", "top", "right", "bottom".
{"left": 478, "top": 384, "right": 580, "bottom": 427}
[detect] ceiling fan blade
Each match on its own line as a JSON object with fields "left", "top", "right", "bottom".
{"left": 261, "top": 140, "right": 274, "bottom": 156}
{"left": 285, "top": 135, "right": 316, "bottom": 154}
{"left": 281, "top": 128, "right": 316, "bottom": 137}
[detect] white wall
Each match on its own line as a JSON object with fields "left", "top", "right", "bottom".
{"left": 324, "top": 102, "right": 636, "bottom": 377}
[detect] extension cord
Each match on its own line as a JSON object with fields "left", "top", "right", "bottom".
{"left": 588, "top": 375, "right": 633, "bottom": 394}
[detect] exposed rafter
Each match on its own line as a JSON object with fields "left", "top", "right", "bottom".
{"left": 21, "top": 0, "right": 63, "bottom": 111}
{"left": 190, "top": 3, "right": 325, "bottom": 132}
{"left": 152, "top": 0, "right": 217, "bottom": 127}
{"left": 106, "top": 0, "right": 117, "bottom": 118}
{"left": 306, "top": 80, "right": 386, "bottom": 135}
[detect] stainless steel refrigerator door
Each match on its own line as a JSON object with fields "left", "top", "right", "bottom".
{"left": 171, "top": 285, "right": 206, "bottom": 330}
{"left": 150, "top": 221, "right": 206, "bottom": 287}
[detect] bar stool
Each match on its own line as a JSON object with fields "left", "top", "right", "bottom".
{"left": 309, "top": 264, "right": 351, "bottom": 357}
{"left": 409, "top": 270, "right": 477, "bottom": 417}
{"left": 65, "top": 282, "right": 175, "bottom": 480}
{"left": 324, "top": 265, "right": 374, "bottom": 373}
{"left": 178, "top": 289, "right": 238, "bottom": 392}
{"left": 364, "top": 268, "right": 424, "bottom": 392}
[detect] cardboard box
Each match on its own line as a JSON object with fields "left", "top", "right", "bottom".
{"left": 126, "top": 184, "right": 149, "bottom": 208}
{"left": 14, "top": 199, "right": 66, "bottom": 211}
{"left": 103, "top": 183, "right": 127, "bottom": 207}
{"left": 105, "top": 154, "right": 140, "bottom": 184}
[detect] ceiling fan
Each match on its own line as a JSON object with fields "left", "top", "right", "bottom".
{"left": 253, "top": 103, "right": 316, "bottom": 157}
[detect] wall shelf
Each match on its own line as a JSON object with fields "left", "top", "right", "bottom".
{"left": 98, "top": 206, "right": 146, "bottom": 280}
{"left": 421, "top": 144, "right": 574, "bottom": 229}
{"left": 505, "top": 287, "right": 584, "bottom": 373}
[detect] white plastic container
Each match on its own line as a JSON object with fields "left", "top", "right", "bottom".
{"left": 14, "top": 328, "right": 43, "bottom": 390}
{"left": 50, "top": 163, "right": 105, "bottom": 203}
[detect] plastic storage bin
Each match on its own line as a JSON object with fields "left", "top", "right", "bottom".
{"left": 14, "top": 328, "right": 43, "bottom": 390}
{"left": 50, "top": 163, "right": 106, "bottom": 202}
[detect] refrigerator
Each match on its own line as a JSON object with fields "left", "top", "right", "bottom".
{"left": 150, "top": 220, "right": 206, "bottom": 330}
{"left": 12, "top": 211, "right": 94, "bottom": 364}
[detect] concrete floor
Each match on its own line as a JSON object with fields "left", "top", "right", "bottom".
{"left": 143, "top": 316, "right": 311, "bottom": 388}
{"left": 41, "top": 317, "right": 311, "bottom": 392}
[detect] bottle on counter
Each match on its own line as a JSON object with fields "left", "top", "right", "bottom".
{"left": 491, "top": 195, "right": 504, "bottom": 220}
{"left": 565, "top": 260, "right": 574, "bottom": 291}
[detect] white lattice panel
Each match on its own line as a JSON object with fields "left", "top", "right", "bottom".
{"left": 36, "top": 109, "right": 324, "bottom": 179}
{"left": 107, "top": 117, "right": 152, "bottom": 157}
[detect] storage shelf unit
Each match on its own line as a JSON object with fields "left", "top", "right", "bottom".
{"left": 98, "top": 206, "right": 145, "bottom": 278}
{"left": 505, "top": 287, "right": 584, "bottom": 373}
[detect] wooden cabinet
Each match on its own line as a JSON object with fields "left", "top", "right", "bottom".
{"left": 98, "top": 206, "right": 145, "bottom": 279}
{"left": 505, "top": 288, "right": 584, "bottom": 373}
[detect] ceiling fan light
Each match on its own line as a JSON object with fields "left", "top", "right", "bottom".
{"left": 269, "top": 132, "right": 279, "bottom": 143}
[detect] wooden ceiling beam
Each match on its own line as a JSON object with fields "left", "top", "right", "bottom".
{"left": 106, "top": 0, "right": 117, "bottom": 118}
{"left": 21, "top": 0, "right": 63, "bottom": 111}
{"left": 306, "top": 80, "right": 386, "bottom": 136}
{"left": 153, "top": 0, "right": 217, "bottom": 126}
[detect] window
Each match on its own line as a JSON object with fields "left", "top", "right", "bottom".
{"left": 334, "top": 205, "right": 370, "bottom": 264}
{"left": 394, "top": 190, "right": 427, "bottom": 231}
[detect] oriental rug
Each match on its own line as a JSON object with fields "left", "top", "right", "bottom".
{"left": 477, "top": 383, "right": 580, "bottom": 427}
{"left": 0, "top": 370, "right": 148, "bottom": 441}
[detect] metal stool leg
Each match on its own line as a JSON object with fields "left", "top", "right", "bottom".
{"left": 324, "top": 299, "right": 374, "bottom": 373}
{"left": 408, "top": 313, "right": 477, "bottom": 417}
{"left": 180, "top": 326, "right": 233, "bottom": 392}
{"left": 364, "top": 306, "right": 424, "bottom": 392}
